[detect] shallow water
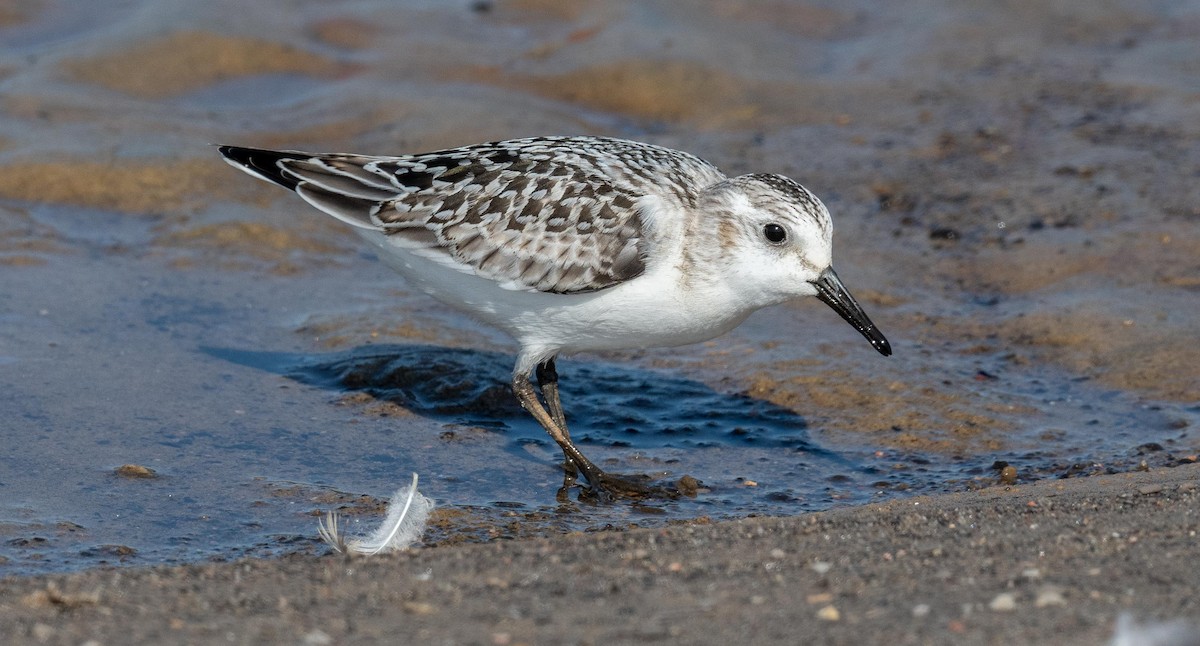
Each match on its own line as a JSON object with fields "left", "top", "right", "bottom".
{"left": 1, "top": 0, "right": 1197, "bottom": 575}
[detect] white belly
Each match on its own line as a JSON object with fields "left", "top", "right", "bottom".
{"left": 359, "top": 229, "right": 757, "bottom": 371}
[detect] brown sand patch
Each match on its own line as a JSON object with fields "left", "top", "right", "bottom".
{"left": 903, "top": 294, "right": 1199, "bottom": 403}
{"left": 0, "top": 237, "right": 66, "bottom": 255}
{"left": 997, "top": 306, "right": 1199, "bottom": 402}
{"left": 745, "top": 371, "right": 1011, "bottom": 454}
{"left": 492, "top": 0, "right": 591, "bottom": 22}
{"left": 951, "top": 229, "right": 1200, "bottom": 296}
{"left": 62, "top": 31, "right": 349, "bottom": 100}
{"left": 0, "top": 0, "right": 42, "bottom": 27}
{"left": 952, "top": 243, "right": 1110, "bottom": 295}
{"left": 335, "top": 392, "right": 417, "bottom": 419}
{"left": 0, "top": 255, "right": 47, "bottom": 266}
{"left": 707, "top": 2, "right": 862, "bottom": 39}
{"left": 249, "top": 107, "right": 407, "bottom": 151}
{"left": 296, "top": 312, "right": 452, "bottom": 350}
{"left": 458, "top": 59, "right": 878, "bottom": 129}
{"left": 521, "top": 23, "right": 610, "bottom": 62}
{"left": 156, "top": 221, "right": 348, "bottom": 275}
{"left": 464, "top": 59, "right": 756, "bottom": 127}
{"left": 308, "top": 18, "right": 379, "bottom": 50}
{"left": 3, "top": 94, "right": 142, "bottom": 124}
{"left": 0, "top": 158, "right": 229, "bottom": 214}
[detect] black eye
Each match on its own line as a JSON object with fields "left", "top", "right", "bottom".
{"left": 763, "top": 223, "right": 787, "bottom": 244}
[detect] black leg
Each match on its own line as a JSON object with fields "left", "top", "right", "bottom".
{"left": 513, "top": 370, "right": 660, "bottom": 501}
{"left": 512, "top": 372, "right": 604, "bottom": 481}
{"left": 535, "top": 358, "right": 568, "bottom": 431}
{"left": 535, "top": 358, "right": 578, "bottom": 486}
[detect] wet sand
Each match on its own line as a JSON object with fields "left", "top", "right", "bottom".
{"left": 2, "top": 463, "right": 1197, "bottom": 644}
{"left": 1, "top": 0, "right": 1198, "bottom": 641}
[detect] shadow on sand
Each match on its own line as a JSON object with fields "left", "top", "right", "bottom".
{"left": 202, "top": 343, "right": 837, "bottom": 458}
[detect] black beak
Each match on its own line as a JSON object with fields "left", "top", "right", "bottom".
{"left": 812, "top": 268, "right": 892, "bottom": 356}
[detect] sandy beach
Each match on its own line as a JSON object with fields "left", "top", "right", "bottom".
{"left": 2, "top": 463, "right": 1197, "bottom": 644}
{"left": 1, "top": 0, "right": 1197, "bottom": 643}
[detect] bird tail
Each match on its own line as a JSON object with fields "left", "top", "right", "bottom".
{"left": 217, "top": 145, "right": 310, "bottom": 191}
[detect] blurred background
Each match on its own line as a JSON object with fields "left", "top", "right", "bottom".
{"left": 1, "top": 0, "right": 1197, "bottom": 574}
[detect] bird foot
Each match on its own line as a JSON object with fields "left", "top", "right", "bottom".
{"left": 562, "top": 468, "right": 702, "bottom": 503}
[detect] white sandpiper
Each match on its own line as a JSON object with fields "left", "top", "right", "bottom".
{"left": 219, "top": 136, "right": 891, "bottom": 498}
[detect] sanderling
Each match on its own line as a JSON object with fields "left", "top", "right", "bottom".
{"left": 219, "top": 136, "right": 891, "bottom": 498}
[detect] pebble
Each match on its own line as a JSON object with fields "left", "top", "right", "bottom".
{"left": 989, "top": 593, "right": 1017, "bottom": 612}
{"left": 1138, "top": 484, "right": 1163, "bottom": 495}
{"left": 810, "top": 561, "right": 832, "bottom": 575}
{"left": 403, "top": 601, "right": 437, "bottom": 615}
{"left": 912, "top": 603, "right": 931, "bottom": 618}
{"left": 114, "top": 464, "right": 157, "bottom": 479}
{"left": 32, "top": 623, "right": 55, "bottom": 642}
{"left": 816, "top": 605, "right": 841, "bottom": 621}
{"left": 1035, "top": 586, "right": 1066, "bottom": 607}
{"left": 301, "top": 630, "right": 332, "bottom": 646}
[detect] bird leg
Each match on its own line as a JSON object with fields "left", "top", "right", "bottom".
{"left": 514, "top": 367, "right": 659, "bottom": 501}
{"left": 535, "top": 359, "right": 568, "bottom": 433}
{"left": 534, "top": 359, "right": 578, "bottom": 490}
{"left": 513, "top": 371, "right": 595, "bottom": 491}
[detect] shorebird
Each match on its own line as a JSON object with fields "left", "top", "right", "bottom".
{"left": 219, "top": 136, "right": 891, "bottom": 498}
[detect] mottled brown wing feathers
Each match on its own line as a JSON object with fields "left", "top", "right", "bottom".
{"left": 221, "top": 137, "right": 724, "bottom": 294}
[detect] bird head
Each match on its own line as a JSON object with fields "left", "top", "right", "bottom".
{"left": 700, "top": 174, "right": 891, "bottom": 356}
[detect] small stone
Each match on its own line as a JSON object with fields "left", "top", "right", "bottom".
{"left": 114, "top": 464, "right": 157, "bottom": 479}
{"left": 1000, "top": 465, "right": 1018, "bottom": 484}
{"left": 770, "top": 548, "right": 786, "bottom": 559}
{"left": 403, "top": 601, "right": 436, "bottom": 615}
{"left": 301, "top": 630, "right": 332, "bottom": 646}
{"left": 1022, "top": 568, "right": 1041, "bottom": 580}
{"left": 1137, "top": 484, "right": 1163, "bottom": 495}
{"left": 1035, "top": 586, "right": 1066, "bottom": 607}
{"left": 929, "top": 226, "right": 960, "bottom": 241}
{"left": 989, "top": 593, "right": 1017, "bottom": 612}
{"left": 810, "top": 560, "right": 832, "bottom": 575}
{"left": 32, "top": 623, "right": 55, "bottom": 642}
{"left": 676, "top": 475, "right": 700, "bottom": 496}
{"left": 816, "top": 605, "right": 840, "bottom": 621}
{"left": 806, "top": 592, "right": 833, "bottom": 605}
{"left": 912, "top": 603, "right": 931, "bottom": 618}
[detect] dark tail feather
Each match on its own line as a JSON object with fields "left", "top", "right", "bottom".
{"left": 217, "top": 145, "right": 310, "bottom": 191}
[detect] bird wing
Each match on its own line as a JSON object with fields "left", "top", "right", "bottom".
{"left": 219, "top": 137, "right": 722, "bottom": 294}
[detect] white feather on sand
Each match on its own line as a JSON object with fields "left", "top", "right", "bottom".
{"left": 1109, "top": 614, "right": 1200, "bottom": 646}
{"left": 318, "top": 473, "right": 434, "bottom": 555}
